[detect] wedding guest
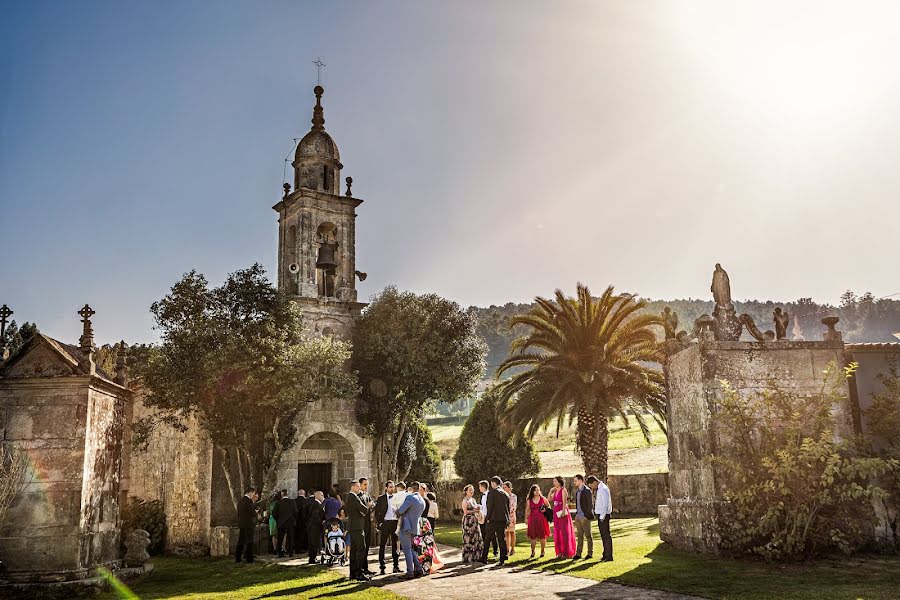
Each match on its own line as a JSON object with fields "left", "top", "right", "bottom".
{"left": 502, "top": 481, "right": 517, "bottom": 556}
{"left": 573, "top": 474, "right": 595, "bottom": 560}
{"left": 358, "top": 478, "right": 375, "bottom": 577}
{"left": 324, "top": 487, "right": 342, "bottom": 521}
{"left": 550, "top": 476, "right": 576, "bottom": 558}
{"left": 273, "top": 488, "right": 298, "bottom": 557}
{"left": 524, "top": 484, "right": 550, "bottom": 558}
{"left": 345, "top": 481, "right": 371, "bottom": 581}
{"left": 235, "top": 486, "right": 258, "bottom": 564}
{"left": 396, "top": 481, "right": 426, "bottom": 579}
{"left": 415, "top": 501, "right": 443, "bottom": 575}
{"left": 267, "top": 491, "right": 280, "bottom": 553}
{"left": 480, "top": 476, "right": 510, "bottom": 565}
{"left": 477, "top": 480, "right": 496, "bottom": 558}
{"left": 294, "top": 489, "right": 308, "bottom": 554}
{"left": 375, "top": 480, "right": 400, "bottom": 575}
{"left": 460, "top": 484, "right": 484, "bottom": 563}
{"left": 307, "top": 491, "right": 326, "bottom": 564}
{"left": 593, "top": 475, "right": 613, "bottom": 562}
{"left": 426, "top": 491, "right": 438, "bottom": 532}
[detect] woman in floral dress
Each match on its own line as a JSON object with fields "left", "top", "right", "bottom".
{"left": 460, "top": 484, "right": 484, "bottom": 563}
{"left": 413, "top": 515, "right": 444, "bottom": 574}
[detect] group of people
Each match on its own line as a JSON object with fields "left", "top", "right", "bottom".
{"left": 233, "top": 477, "right": 442, "bottom": 582}
{"left": 460, "top": 474, "right": 613, "bottom": 564}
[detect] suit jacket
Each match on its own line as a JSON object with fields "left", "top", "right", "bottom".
{"left": 237, "top": 495, "right": 257, "bottom": 529}
{"left": 344, "top": 491, "right": 368, "bottom": 532}
{"left": 294, "top": 497, "right": 307, "bottom": 526}
{"left": 306, "top": 498, "right": 325, "bottom": 531}
{"left": 575, "top": 485, "right": 595, "bottom": 519}
{"left": 374, "top": 493, "right": 390, "bottom": 525}
{"left": 396, "top": 492, "right": 425, "bottom": 534}
{"left": 273, "top": 496, "right": 297, "bottom": 527}
{"left": 485, "top": 487, "right": 510, "bottom": 524}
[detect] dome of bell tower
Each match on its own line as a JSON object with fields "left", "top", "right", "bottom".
{"left": 293, "top": 86, "right": 342, "bottom": 194}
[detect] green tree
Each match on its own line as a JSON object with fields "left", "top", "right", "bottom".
{"left": 353, "top": 286, "right": 486, "bottom": 480}
{"left": 403, "top": 422, "right": 441, "bottom": 484}
{"left": 861, "top": 360, "right": 900, "bottom": 549}
{"left": 1, "top": 321, "right": 39, "bottom": 356}
{"left": 495, "top": 284, "right": 665, "bottom": 480}
{"left": 454, "top": 387, "right": 540, "bottom": 483}
{"left": 138, "top": 264, "right": 358, "bottom": 514}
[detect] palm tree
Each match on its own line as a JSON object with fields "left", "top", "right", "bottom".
{"left": 494, "top": 284, "right": 666, "bottom": 480}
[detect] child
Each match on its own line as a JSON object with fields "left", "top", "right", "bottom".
{"left": 326, "top": 520, "right": 346, "bottom": 560}
{"left": 338, "top": 508, "right": 351, "bottom": 563}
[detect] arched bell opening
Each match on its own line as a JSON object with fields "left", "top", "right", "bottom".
{"left": 315, "top": 222, "right": 339, "bottom": 298}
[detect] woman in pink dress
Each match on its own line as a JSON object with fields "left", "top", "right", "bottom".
{"left": 550, "top": 476, "right": 576, "bottom": 559}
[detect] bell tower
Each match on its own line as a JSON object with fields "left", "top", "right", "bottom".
{"left": 273, "top": 86, "right": 367, "bottom": 338}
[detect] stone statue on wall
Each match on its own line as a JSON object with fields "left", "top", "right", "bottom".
{"left": 774, "top": 307, "right": 790, "bottom": 340}
{"left": 124, "top": 529, "right": 151, "bottom": 567}
{"left": 662, "top": 307, "right": 679, "bottom": 340}
{"left": 711, "top": 263, "right": 732, "bottom": 309}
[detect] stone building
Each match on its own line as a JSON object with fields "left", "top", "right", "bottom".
{"left": 0, "top": 311, "right": 131, "bottom": 582}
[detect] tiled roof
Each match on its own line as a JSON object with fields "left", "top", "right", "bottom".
{"left": 846, "top": 342, "right": 900, "bottom": 351}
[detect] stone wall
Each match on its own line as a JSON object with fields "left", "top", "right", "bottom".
{"left": 125, "top": 390, "right": 213, "bottom": 551}
{"left": 659, "top": 340, "right": 851, "bottom": 554}
{"left": 434, "top": 473, "right": 668, "bottom": 523}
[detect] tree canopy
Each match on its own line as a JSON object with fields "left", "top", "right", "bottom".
{"left": 353, "top": 286, "right": 486, "bottom": 480}
{"left": 138, "top": 264, "right": 358, "bottom": 513}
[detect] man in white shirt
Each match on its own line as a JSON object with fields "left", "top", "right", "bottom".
{"left": 591, "top": 476, "right": 613, "bottom": 562}
{"left": 478, "top": 480, "right": 497, "bottom": 558}
{"left": 375, "top": 480, "right": 400, "bottom": 575}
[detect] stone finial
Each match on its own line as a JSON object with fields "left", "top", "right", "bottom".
{"left": 124, "top": 529, "right": 151, "bottom": 567}
{"left": 822, "top": 316, "right": 842, "bottom": 342}
{"left": 345, "top": 176, "right": 353, "bottom": 197}
{"left": 311, "top": 85, "right": 325, "bottom": 131}
{"left": 283, "top": 182, "right": 291, "bottom": 198}
{"left": 0, "top": 304, "right": 12, "bottom": 360}
{"left": 77, "top": 304, "right": 96, "bottom": 375}
{"left": 115, "top": 340, "right": 128, "bottom": 386}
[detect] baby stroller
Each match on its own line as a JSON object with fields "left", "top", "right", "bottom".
{"left": 321, "top": 518, "right": 347, "bottom": 566}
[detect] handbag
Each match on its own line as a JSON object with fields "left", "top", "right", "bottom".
{"left": 555, "top": 508, "right": 567, "bottom": 519}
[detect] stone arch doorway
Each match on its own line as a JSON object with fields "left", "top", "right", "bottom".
{"left": 296, "top": 432, "right": 355, "bottom": 494}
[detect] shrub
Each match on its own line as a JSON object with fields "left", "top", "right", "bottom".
{"left": 405, "top": 422, "right": 441, "bottom": 484}
{"left": 454, "top": 387, "right": 540, "bottom": 484}
{"left": 121, "top": 498, "right": 167, "bottom": 555}
{"left": 712, "top": 363, "right": 891, "bottom": 561}
{"left": 861, "top": 360, "right": 900, "bottom": 549}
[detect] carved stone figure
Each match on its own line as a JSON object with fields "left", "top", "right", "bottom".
{"left": 662, "top": 307, "right": 679, "bottom": 340}
{"left": 124, "top": 529, "right": 151, "bottom": 567}
{"left": 711, "top": 263, "right": 732, "bottom": 308}
{"left": 774, "top": 307, "right": 790, "bottom": 340}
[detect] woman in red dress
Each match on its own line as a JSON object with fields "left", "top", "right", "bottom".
{"left": 524, "top": 484, "right": 551, "bottom": 558}
{"left": 550, "top": 476, "right": 576, "bottom": 559}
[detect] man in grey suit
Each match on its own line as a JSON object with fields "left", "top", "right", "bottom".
{"left": 395, "top": 481, "right": 426, "bottom": 579}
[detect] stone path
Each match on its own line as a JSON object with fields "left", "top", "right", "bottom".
{"left": 308, "top": 544, "right": 706, "bottom": 600}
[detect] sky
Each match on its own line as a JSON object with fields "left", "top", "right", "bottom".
{"left": 2, "top": 1, "right": 899, "bottom": 345}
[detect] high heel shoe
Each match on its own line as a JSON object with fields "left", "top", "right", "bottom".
{"left": 530, "top": 551, "right": 535, "bottom": 559}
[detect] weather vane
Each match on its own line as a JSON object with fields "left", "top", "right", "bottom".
{"left": 313, "top": 57, "right": 326, "bottom": 86}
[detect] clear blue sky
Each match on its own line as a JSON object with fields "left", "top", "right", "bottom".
{"left": 3, "top": 1, "right": 899, "bottom": 344}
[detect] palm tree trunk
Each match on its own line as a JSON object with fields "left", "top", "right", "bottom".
{"left": 577, "top": 406, "right": 610, "bottom": 480}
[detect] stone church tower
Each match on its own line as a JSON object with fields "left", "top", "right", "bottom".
{"left": 269, "top": 86, "right": 374, "bottom": 496}
{"left": 273, "top": 85, "right": 367, "bottom": 339}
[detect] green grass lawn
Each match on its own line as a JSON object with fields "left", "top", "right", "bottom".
{"left": 96, "top": 556, "right": 400, "bottom": 600}
{"left": 433, "top": 518, "right": 900, "bottom": 600}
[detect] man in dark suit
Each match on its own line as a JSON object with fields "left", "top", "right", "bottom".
{"left": 306, "top": 491, "right": 326, "bottom": 564}
{"left": 358, "top": 477, "right": 375, "bottom": 576}
{"left": 573, "top": 474, "right": 596, "bottom": 559}
{"left": 294, "top": 489, "right": 308, "bottom": 554}
{"left": 235, "top": 486, "right": 259, "bottom": 563}
{"left": 374, "top": 480, "right": 400, "bottom": 575}
{"left": 344, "top": 480, "right": 370, "bottom": 581}
{"left": 273, "top": 488, "right": 298, "bottom": 557}
{"left": 480, "top": 475, "right": 510, "bottom": 565}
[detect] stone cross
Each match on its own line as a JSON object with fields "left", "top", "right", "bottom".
{"left": 78, "top": 304, "right": 96, "bottom": 353}
{"left": 0, "top": 304, "right": 12, "bottom": 359}
{"left": 313, "top": 57, "right": 326, "bottom": 86}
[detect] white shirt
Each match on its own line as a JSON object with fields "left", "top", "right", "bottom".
{"left": 428, "top": 501, "right": 439, "bottom": 519}
{"left": 384, "top": 494, "right": 397, "bottom": 521}
{"left": 594, "top": 482, "right": 612, "bottom": 519}
{"left": 480, "top": 490, "right": 488, "bottom": 515}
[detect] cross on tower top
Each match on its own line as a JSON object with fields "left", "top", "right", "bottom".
{"left": 0, "top": 304, "right": 13, "bottom": 359}
{"left": 78, "top": 304, "right": 96, "bottom": 354}
{"left": 313, "top": 57, "right": 326, "bottom": 86}
{"left": 78, "top": 304, "right": 95, "bottom": 323}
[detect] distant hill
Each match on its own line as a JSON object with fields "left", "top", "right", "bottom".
{"left": 468, "top": 292, "right": 900, "bottom": 377}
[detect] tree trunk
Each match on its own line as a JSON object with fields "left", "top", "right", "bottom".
{"left": 391, "top": 413, "right": 408, "bottom": 479}
{"left": 577, "top": 405, "right": 609, "bottom": 481}
{"left": 219, "top": 447, "right": 239, "bottom": 516}
{"left": 263, "top": 417, "right": 284, "bottom": 494}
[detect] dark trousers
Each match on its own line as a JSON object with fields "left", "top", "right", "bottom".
{"left": 378, "top": 520, "right": 399, "bottom": 569}
{"left": 480, "top": 522, "right": 498, "bottom": 554}
{"left": 295, "top": 520, "right": 308, "bottom": 552}
{"left": 481, "top": 521, "right": 508, "bottom": 562}
{"left": 349, "top": 529, "right": 367, "bottom": 578}
{"left": 427, "top": 517, "right": 436, "bottom": 533}
{"left": 277, "top": 525, "right": 295, "bottom": 555}
{"left": 307, "top": 524, "right": 322, "bottom": 562}
{"left": 598, "top": 514, "right": 613, "bottom": 560}
{"left": 235, "top": 526, "right": 255, "bottom": 563}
